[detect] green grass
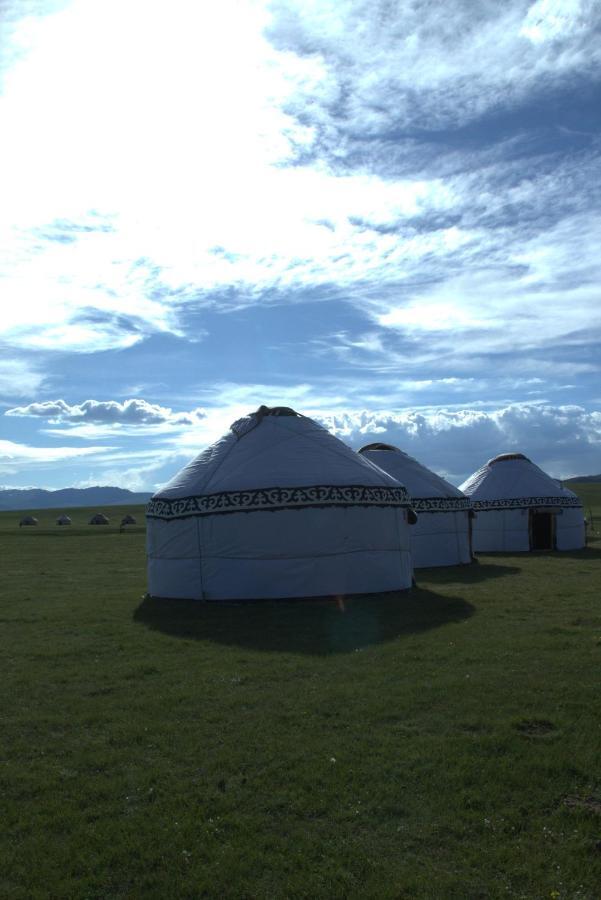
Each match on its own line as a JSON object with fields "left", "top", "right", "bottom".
{"left": 570, "top": 483, "right": 601, "bottom": 539}
{"left": 1, "top": 499, "right": 600, "bottom": 899}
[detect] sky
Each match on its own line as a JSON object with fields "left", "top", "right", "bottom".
{"left": 1, "top": 0, "right": 600, "bottom": 492}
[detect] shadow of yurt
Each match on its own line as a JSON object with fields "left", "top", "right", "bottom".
{"left": 529, "top": 545, "right": 601, "bottom": 562}
{"left": 133, "top": 588, "right": 474, "bottom": 656}
{"left": 421, "top": 559, "right": 522, "bottom": 584}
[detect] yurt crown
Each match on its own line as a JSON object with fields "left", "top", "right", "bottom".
{"left": 358, "top": 443, "right": 400, "bottom": 453}
{"left": 488, "top": 452, "right": 530, "bottom": 465}
{"left": 230, "top": 405, "right": 302, "bottom": 439}
{"left": 256, "top": 405, "right": 299, "bottom": 418}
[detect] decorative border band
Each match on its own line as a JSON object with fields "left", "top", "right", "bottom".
{"left": 147, "top": 483, "right": 411, "bottom": 521}
{"left": 411, "top": 496, "right": 472, "bottom": 513}
{"left": 471, "top": 496, "right": 582, "bottom": 511}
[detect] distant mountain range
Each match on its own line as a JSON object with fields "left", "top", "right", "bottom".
{"left": 0, "top": 486, "right": 152, "bottom": 511}
{"left": 1, "top": 474, "right": 598, "bottom": 511}
{"left": 563, "top": 474, "right": 601, "bottom": 485}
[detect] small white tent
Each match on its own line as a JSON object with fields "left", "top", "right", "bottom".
{"left": 146, "top": 406, "right": 414, "bottom": 600}
{"left": 359, "top": 443, "right": 473, "bottom": 567}
{"left": 19, "top": 515, "right": 38, "bottom": 527}
{"left": 89, "top": 513, "right": 109, "bottom": 525}
{"left": 460, "top": 452, "right": 584, "bottom": 552}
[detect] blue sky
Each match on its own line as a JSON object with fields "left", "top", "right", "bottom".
{"left": 1, "top": 0, "right": 600, "bottom": 491}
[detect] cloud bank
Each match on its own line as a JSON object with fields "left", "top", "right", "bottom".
{"left": 4, "top": 397, "right": 599, "bottom": 485}
{"left": 6, "top": 398, "right": 207, "bottom": 427}
{"left": 318, "top": 403, "right": 601, "bottom": 482}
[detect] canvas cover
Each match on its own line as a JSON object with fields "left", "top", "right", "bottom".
{"left": 146, "top": 407, "right": 414, "bottom": 600}
{"left": 359, "top": 443, "right": 472, "bottom": 567}
{"left": 19, "top": 516, "right": 38, "bottom": 526}
{"left": 460, "top": 453, "right": 584, "bottom": 551}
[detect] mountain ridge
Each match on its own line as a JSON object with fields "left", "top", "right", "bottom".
{"left": 0, "top": 486, "right": 152, "bottom": 511}
{"left": 563, "top": 474, "right": 601, "bottom": 485}
{"left": 2, "top": 474, "right": 599, "bottom": 510}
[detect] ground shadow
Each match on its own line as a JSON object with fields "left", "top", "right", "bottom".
{"left": 133, "top": 587, "right": 474, "bottom": 655}
{"left": 554, "top": 545, "right": 601, "bottom": 561}
{"left": 474, "top": 546, "right": 601, "bottom": 563}
{"left": 418, "top": 560, "right": 522, "bottom": 584}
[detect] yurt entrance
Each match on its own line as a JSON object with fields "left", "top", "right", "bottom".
{"left": 529, "top": 510, "right": 555, "bottom": 550}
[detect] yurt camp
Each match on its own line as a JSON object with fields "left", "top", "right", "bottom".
{"left": 359, "top": 443, "right": 473, "bottom": 568}
{"left": 146, "top": 406, "right": 415, "bottom": 601}
{"left": 56, "top": 514, "right": 71, "bottom": 526}
{"left": 460, "top": 452, "right": 585, "bottom": 552}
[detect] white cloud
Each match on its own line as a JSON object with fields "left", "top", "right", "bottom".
{"left": 0, "top": 438, "right": 111, "bottom": 467}
{"left": 371, "top": 210, "right": 601, "bottom": 356}
{"left": 0, "top": 356, "right": 47, "bottom": 398}
{"left": 72, "top": 452, "right": 191, "bottom": 493}
{"left": 268, "top": 0, "right": 601, "bottom": 133}
{"left": 6, "top": 398, "right": 207, "bottom": 426}
{"left": 0, "top": 0, "right": 599, "bottom": 367}
{"left": 2, "top": 394, "right": 599, "bottom": 488}
{"left": 520, "top": 0, "right": 589, "bottom": 44}
{"left": 317, "top": 403, "right": 601, "bottom": 482}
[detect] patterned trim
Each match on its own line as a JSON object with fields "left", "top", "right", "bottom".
{"left": 411, "top": 496, "right": 472, "bottom": 513}
{"left": 147, "top": 484, "right": 411, "bottom": 521}
{"left": 471, "top": 496, "right": 582, "bottom": 511}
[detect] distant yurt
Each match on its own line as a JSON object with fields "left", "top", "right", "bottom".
{"left": 89, "top": 513, "right": 109, "bottom": 525}
{"left": 146, "top": 405, "right": 414, "bottom": 601}
{"left": 19, "top": 515, "right": 38, "bottom": 527}
{"left": 460, "top": 452, "right": 585, "bottom": 552}
{"left": 120, "top": 514, "right": 137, "bottom": 527}
{"left": 56, "top": 514, "right": 71, "bottom": 526}
{"left": 359, "top": 443, "right": 473, "bottom": 568}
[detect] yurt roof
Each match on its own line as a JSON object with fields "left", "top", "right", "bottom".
{"left": 121, "top": 514, "right": 136, "bottom": 524}
{"left": 90, "top": 513, "right": 109, "bottom": 523}
{"left": 459, "top": 452, "right": 581, "bottom": 507}
{"left": 56, "top": 514, "right": 71, "bottom": 523}
{"left": 358, "top": 443, "right": 468, "bottom": 510}
{"left": 148, "top": 405, "right": 409, "bottom": 520}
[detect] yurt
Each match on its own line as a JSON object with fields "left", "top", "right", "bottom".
{"left": 19, "top": 515, "right": 38, "bottom": 526}
{"left": 359, "top": 443, "right": 473, "bottom": 568}
{"left": 56, "top": 514, "right": 72, "bottom": 525}
{"left": 460, "top": 452, "right": 585, "bottom": 552}
{"left": 89, "top": 513, "right": 109, "bottom": 525}
{"left": 120, "top": 514, "right": 137, "bottom": 526}
{"left": 146, "top": 406, "right": 414, "bottom": 601}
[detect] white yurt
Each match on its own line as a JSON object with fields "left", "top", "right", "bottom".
{"left": 146, "top": 406, "right": 415, "bottom": 601}
{"left": 460, "top": 452, "right": 585, "bottom": 552}
{"left": 56, "top": 514, "right": 72, "bottom": 525}
{"left": 359, "top": 443, "right": 473, "bottom": 568}
{"left": 89, "top": 513, "right": 109, "bottom": 525}
{"left": 19, "top": 515, "right": 38, "bottom": 527}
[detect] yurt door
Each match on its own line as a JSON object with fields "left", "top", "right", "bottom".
{"left": 530, "top": 511, "right": 555, "bottom": 550}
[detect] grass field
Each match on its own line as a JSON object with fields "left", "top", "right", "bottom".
{"left": 1, "top": 487, "right": 600, "bottom": 898}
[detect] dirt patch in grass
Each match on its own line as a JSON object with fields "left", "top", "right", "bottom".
{"left": 563, "top": 795, "right": 601, "bottom": 815}
{"left": 513, "top": 718, "right": 557, "bottom": 736}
